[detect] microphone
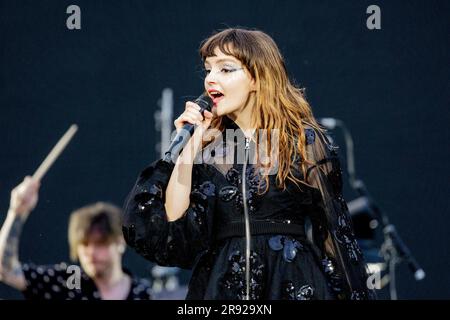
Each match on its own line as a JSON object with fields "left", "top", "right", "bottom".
{"left": 162, "top": 93, "right": 213, "bottom": 164}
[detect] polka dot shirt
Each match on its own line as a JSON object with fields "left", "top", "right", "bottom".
{"left": 21, "top": 262, "right": 152, "bottom": 300}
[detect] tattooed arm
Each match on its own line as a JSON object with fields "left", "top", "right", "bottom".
{"left": 0, "top": 176, "right": 40, "bottom": 290}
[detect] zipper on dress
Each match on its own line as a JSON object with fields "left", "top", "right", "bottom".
{"left": 242, "top": 136, "right": 251, "bottom": 300}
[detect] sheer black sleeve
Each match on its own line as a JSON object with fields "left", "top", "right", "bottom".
{"left": 304, "top": 127, "right": 375, "bottom": 300}
{"left": 122, "top": 159, "right": 216, "bottom": 269}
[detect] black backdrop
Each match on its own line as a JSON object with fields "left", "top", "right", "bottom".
{"left": 1, "top": 0, "right": 449, "bottom": 299}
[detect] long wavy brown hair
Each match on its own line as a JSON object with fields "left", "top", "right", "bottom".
{"left": 199, "top": 28, "right": 326, "bottom": 191}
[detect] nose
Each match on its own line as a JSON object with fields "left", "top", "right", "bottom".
{"left": 205, "top": 70, "right": 217, "bottom": 85}
{"left": 85, "top": 245, "right": 94, "bottom": 257}
{"left": 84, "top": 243, "right": 98, "bottom": 258}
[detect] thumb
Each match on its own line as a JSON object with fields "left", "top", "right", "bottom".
{"left": 200, "top": 110, "right": 213, "bottom": 128}
{"left": 203, "top": 114, "right": 213, "bottom": 127}
{"left": 204, "top": 110, "right": 213, "bottom": 119}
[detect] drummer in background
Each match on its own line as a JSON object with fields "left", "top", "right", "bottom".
{"left": 0, "top": 176, "right": 152, "bottom": 300}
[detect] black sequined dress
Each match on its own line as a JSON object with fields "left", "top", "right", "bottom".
{"left": 122, "top": 117, "right": 374, "bottom": 300}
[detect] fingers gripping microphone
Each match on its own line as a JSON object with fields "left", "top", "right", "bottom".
{"left": 163, "top": 94, "right": 213, "bottom": 164}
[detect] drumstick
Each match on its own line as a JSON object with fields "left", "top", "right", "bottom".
{"left": 32, "top": 124, "right": 78, "bottom": 181}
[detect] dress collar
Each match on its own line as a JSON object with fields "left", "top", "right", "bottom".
{"left": 222, "top": 116, "right": 257, "bottom": 143}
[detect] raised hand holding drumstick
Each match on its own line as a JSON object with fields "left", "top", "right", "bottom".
{"left": 0, "top": 124, "right": 78, "bottom": 290}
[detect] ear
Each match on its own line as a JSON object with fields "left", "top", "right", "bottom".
{"left": 117, "top": 239, "right": 126, "bottom": 254}
{"left": 249, "top": 76, "right": 257, "bottom": 92}
{"left": 244, "top": 66, "right": 257, "bottom": 92}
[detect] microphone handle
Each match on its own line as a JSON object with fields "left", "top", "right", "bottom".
{"left": 163, "top": 122, "right": 195, "bottom": 163}
{"left": 163, "top": 94, "right": 212, "bottom": 164}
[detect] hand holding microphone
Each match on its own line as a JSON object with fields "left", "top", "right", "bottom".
{"left": 174, "top": 95, "right": 214, "bottom": 133}
{"left": 163, "top": 94, "right": 213, "bottom": 163}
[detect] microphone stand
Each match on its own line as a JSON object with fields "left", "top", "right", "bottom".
{"left": 318, "top": 118, "right": 426, "bottom": 299}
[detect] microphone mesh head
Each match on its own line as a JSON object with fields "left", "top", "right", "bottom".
{"left": 195, "top": 94, "right": 213, "bottom": 112}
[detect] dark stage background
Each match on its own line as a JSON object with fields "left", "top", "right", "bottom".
{"left": 0, "top": 0, "right": 449, "bottom": 299}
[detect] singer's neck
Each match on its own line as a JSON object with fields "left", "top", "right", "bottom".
{"left": 227, "top": 96, "right": 256, "bottom": 140}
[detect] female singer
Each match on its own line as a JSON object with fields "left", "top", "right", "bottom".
{"left": 122, "top": 27, "right": 374, "bottom": 300}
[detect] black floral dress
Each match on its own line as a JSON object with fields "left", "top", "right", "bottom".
{"left": 122, "top": 117, "right": 374, "bottom": 300}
